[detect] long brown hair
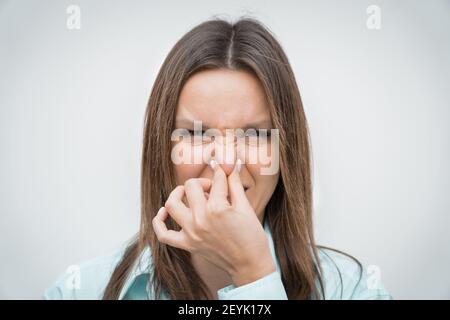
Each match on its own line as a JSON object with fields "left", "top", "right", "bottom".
{"left": 103, "top": 17, "right": 358, "bottom": 300}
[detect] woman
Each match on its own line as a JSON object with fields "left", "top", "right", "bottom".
{"left": 44, "top": 18, "right": 392, "bottom": 300}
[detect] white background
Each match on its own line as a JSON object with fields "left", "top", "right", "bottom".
{"left": 1, "top": 0, "right": 449, "bottom": 299}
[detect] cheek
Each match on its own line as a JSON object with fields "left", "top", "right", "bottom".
{"left": 246, "top": 163, "right": 279, "bottom": 195}
{"left": 174, "top": 164, "right": 205, "bottom": 184}
{"left": 245, "top": 163, "right": 279, "bottom": 218}
{"left": 171, "top": 141, "right": 204, "bottom": 184}
{"left": 238, "top": 142, "right": 278, "bottom": 171}
{"left": 171, "top": 141, "right": 214, "bottom": 185}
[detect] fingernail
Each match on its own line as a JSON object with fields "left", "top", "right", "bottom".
{"left": 157, "top": 207, "right": 164, "bottom": 215}
{"left": 209, "top": 159, "right": 217, "bottom": 170}
{"left": 236, "top": 158, "right": 242, "bottom": 173}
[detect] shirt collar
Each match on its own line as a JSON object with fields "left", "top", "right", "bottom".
{"left": 118, "top": 218, "right": 280, "bottom": 299}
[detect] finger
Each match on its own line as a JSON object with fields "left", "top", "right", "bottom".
{"left": 184, "top": 178, "right": 211, "bottom": 215}
{"left": 228, "top": 159, "right": 252, "bottom": 212}
{"left": 198, "top": 178, "right": 212, "bottom": 200}
{"left": 208, "top": 159, "right": 229, "bottom": 204}
{"left": 152, "top": 207, "right": 189, "bottom": 250}
{"left": 165, "top": 186, "right": 191, "bottom": 228}
{"left": 182, "top": 178, "right": 212, "bottom": 205}
{"left": 197, "top": 178, "right": 212, "bottom": 191}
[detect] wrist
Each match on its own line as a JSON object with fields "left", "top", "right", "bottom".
{"left": 230, "top": 256, "right": 276, "bottom": 287}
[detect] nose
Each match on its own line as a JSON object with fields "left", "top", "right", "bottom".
{"left": 213, "top": 138, "right": 237, "bottom": 176}
{"left": 218, "top": 162, "right": 235, "bottom": 176}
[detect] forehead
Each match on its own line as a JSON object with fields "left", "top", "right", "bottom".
{"left": 176, "top": 68, "right": 271, "bottom": 128}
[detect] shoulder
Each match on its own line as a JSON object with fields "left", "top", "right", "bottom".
{"left": 43, "top": 244, "right": 127, "bottom": 300}
{"left": 316, "top": 247, "right": 393, "bottom": 300}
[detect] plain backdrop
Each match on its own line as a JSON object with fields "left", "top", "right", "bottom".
{"left": 1, "top": 0, "right": 449, "bottom": 299}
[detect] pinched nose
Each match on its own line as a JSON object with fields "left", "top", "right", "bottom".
{"left": 213, "top": 140, "right": 237, "bottom": 176}
{"left": 218, "top": 162, "right": 236, "bottom": 176}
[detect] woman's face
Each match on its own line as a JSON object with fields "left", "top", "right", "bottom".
{"left": 172, "top": 68, "right": 279, "bottom": 222}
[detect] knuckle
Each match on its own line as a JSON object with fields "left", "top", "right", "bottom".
{"left": 175, "top": 185, "right": 184, "bottom": 192}
{"left": 154, "top": 229, "right": 161, "bottom": 239}
{"left": 167, "top": 185, "right": 184, "bottom": 202}
{"left": 193, "top": 220, "right": 208, "bottom": 234}
{"left": 184, "top": 178, "right": 197, "bottom": 188}
{"left": 207, "top": 201, "right": 225, "bottom": 214}
{"left": 189, "top": 233, "right": 202, "bottom": 247}
{"left": 158, "top": 233, "right": 168, "bottom": 243}
{"left": 164, "top": 199, "right": 173, "bottom": 211}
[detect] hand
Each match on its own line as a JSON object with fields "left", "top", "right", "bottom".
{"left": 152, "top": 159, "right": 276, "bottom": 287}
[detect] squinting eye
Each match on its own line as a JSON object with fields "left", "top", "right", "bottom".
{"left": 244, "top": 129, "right": 272, "bottom": 137}
{"left": 183, "top": 130, "right": 213, "bottom": 145}
{"left": 245, "top": 131, "right": 258, "bottom": 138}
{"left": 175, "top": 129, "right": 205, "bottom": 138}
{"left": 242, "top": 129, "right": 272, "bottom": 146}
{"left": 187, "top": 130, "right": 203, "bottom": 136}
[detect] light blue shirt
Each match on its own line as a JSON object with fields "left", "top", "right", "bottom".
{"left": 43, "top": 221, "right": 393, "bottom": 300}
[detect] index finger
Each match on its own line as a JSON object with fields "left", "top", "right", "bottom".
{"left": 184, "top": 178, "right": 212, "bottom": 214}
{"left": 152, "top": 207, "right": 190, "bottom": 250}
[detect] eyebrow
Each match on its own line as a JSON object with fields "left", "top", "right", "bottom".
{"left": 175, "top": 118, "right": 273, "bottom": 130}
